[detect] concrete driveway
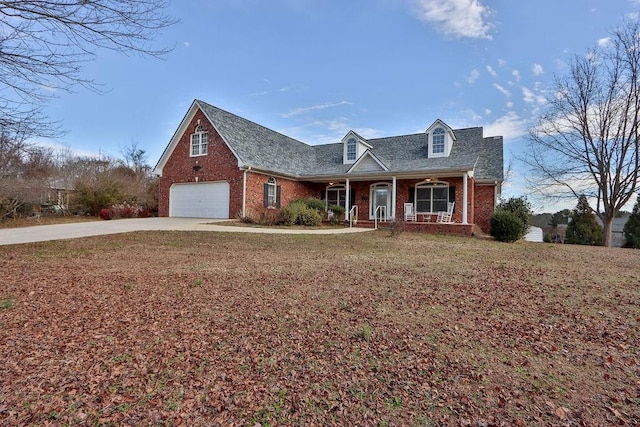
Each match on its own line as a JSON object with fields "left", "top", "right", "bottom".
{"left": 0, "top": 217, "right": 372, "bottom": 246}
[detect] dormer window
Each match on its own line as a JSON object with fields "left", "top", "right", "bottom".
{"left": 342, "top": 131, "right": 372, "bottom": 164}
{"left": 426, "top": 121, "right": 455, "bottom": 157}
{"left": 190, "top": 124, "right": 208, "bottom": 156}
{"left": 432, "top": 128, "right": 445, "bottom": 154}
{"left": 346, "top": 138, "right": 357, "bottom": 161}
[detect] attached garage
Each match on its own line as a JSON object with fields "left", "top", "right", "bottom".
{"left": 169, "top": 181, "right": 230, "bottom": 218}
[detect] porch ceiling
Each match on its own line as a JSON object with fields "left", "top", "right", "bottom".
{"left": 302, "top": 168, "right": 474, "bottom": 183}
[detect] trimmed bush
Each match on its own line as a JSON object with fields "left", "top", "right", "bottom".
{"left": 490, "top": 210, "right": 526, "bottom": 242}
{"left": 280, "top": 200, "right": 306, "bottom": 226}
{"left": 305, "top": 197, "right": 326, "bottom": 213}
{"left": 280, "top": 200, "right": 322, "bottom": 226}
{"left": 99, "top": 203, "right": 149, "bottom": 220}
{"left": 495, "top": 197, "right": 531, "bottom": 237}
{"left": 299, "top": 207, "right": 322, "bottom": 226}
{"left": 100, "top": 208, "right": 113, "bottom": 220}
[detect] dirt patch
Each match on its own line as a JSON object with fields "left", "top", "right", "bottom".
{"left": 0, "top": 232, "right": 638, "bottom": 425}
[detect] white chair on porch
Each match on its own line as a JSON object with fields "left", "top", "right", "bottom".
{"left": 436, "top": 202, "right": 454, "bottom": 223}
{"left": 404, "top": 202, "right": 416, "bottom": 222}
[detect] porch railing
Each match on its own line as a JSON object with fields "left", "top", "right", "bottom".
{"left": 349, "top": 205, "right": 358, "bottom": 228}
{"left": 374, "top": 206, "right": 387, "bottom": 229}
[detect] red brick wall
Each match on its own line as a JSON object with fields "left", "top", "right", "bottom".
{"left": 158, "top": 109, "right": 244, "bottom": 217}
{"left": 244, "top": 172, "right": 320, "bottom": 217}
{"left": 474, "top": 185, "right": 496, "bottom": 233}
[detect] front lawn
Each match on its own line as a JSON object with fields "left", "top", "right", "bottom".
{"left": 0, "top": 232, "right": 638, "bottom": 425}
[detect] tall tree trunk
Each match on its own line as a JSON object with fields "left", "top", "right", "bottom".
{"left": 603, "top": 217, "right": 614, "bottom": 247}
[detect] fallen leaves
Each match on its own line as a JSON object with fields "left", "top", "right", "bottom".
{"left": 0, "top": 231, "right": 639, "bottom": 425}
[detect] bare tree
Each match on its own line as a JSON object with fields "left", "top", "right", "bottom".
{"left": 0, "top": 130, "right": 56, "bottom": 218}
{"left": 525, "top": 18, "right": 640, "bottom": 247}
{"left": 0, "top": 0, "right": 176, "bottom": 138}
{"left": 120, "top": 140, "right": 150, "bottom": 174}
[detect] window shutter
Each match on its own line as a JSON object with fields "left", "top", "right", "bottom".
{"left": 263, "top": 183, "right": 269, "bottom": 207}
{"left": 449, "top": 186, "right": 456, "bottom": 212}
{"left": 276, "top": 186, "right": 282, "bottom": 208}
{"left": 408, "top": 187, "right": 415, "bottom": 204}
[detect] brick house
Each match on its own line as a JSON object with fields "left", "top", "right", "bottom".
{"left": 153, "top": 99, "right": 504, "bottom": 233}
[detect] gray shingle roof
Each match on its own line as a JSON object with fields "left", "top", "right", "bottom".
{"left": 198, "top": 100, "right": 316, "bottom": 176}
{"left": 198, "top": 100, "right": 503, "bottom": 181}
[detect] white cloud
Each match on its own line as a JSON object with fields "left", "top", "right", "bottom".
{"left": 522, "top": 86, "right": 546, "bottom": 105}
{"left": 532, "top": 63, "right": 544, "bottom": 75}
{"left": 498, "top": 59, "right": 506, "bottom": 67}
{"left": 249, "top": 90, "right": 271, "bottom": 97}
{"left": 412, "top": 0, "right": 494, "bottom": 39}
{"left": 483, "top": 111, "right": 528, "bottom": 141}
{"left": 492, "top": 83, "right": 511, "bottom": 98}
{"left": 483, "top": 108, "right": 492, "bottom": 116}
{"left": 250, "top": 86, "right": 294, "bottom": 97}
{"left": 280, "top": 118, "right": 383, "bottom": 145}
{"left": 40, "top": 84, "right": 58, "bottom": 93}
{"left": 461, "top": 109, "right": 482, "bottom": 122}
{"left": 506, "top": 101, "right": 514, "bottom": 109}
{"left": 282, "top": 101, "right": 351, "bottom": 118}
{"left": 597, "top": 37, "right": 611, "bottom": 47}
{"left": 183, "top": 42, "right": 190, "bottom": 48}
{"left": 467, "top": 68, "right": 480, "bottom": 84}
{"left": 512, "top": 69, "right": 520, "bottom": 82}
{"left": 486, "top": 65, "right": 497, "bottom": 78}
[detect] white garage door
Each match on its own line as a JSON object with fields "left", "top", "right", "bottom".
{"left": 169, "top": 182, "right": 230, "bottom": 218}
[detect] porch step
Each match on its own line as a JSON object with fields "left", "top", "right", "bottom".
{"left": 350, "top": 220, "right": 390, "bottom": 229}
{"left": 349, "top": 220, "right": 475, "bottom": 237}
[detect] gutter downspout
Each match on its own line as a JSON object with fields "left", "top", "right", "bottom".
{"left": 242, "top": 166, "right": 251, "bottom": 217}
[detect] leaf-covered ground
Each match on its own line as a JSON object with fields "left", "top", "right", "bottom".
{"left": 1, "top": 231, "right": 639, "bottom": 426}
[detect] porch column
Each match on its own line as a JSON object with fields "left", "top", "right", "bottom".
{"left": 345, "top": 178, "right": 350, "bottom": 221}
{"left": 391, "top": 176, "right": 397, "bottom": 220}
{"left": 462, "top": 172, "right": 468, "bottom": 224}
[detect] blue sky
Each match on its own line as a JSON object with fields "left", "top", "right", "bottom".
{"left": 37, "top": 0, "right": 640, "bottom": 212}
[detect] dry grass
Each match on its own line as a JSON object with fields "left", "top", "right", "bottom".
{"left": 0, "top": 215, "right": 99, "bottom": 229}
{"left": 0, "top": 231, "right": 638, "bottom": 426}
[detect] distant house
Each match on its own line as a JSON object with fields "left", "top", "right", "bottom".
{"left": 41, "top": 179, "right": 74, "bottom": 214}
{"left": 524, "top": 226, "right": 544, "bottom": 243}
{"left": 153, "top": 99, "right": 504, "bottom": 233}
{"left": 596, "top": 217, "right": 629, "bottom": 247}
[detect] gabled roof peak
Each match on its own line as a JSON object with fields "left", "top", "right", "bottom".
{"left": 426, "top": 118, "right": 454, "bottom": 134}
{"left": 341, "top": 130, "right": 371, "bottom": 144}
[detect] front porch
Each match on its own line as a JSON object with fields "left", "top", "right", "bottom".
{"left": 350, "top": 219, "right": 475, "bottom": 237}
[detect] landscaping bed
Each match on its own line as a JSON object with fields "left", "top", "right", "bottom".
{"left": 0, "top": 232, "right": 638, "bottom": 425}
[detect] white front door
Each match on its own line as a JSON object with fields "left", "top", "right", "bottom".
{"left": 370, "top": 183, "right": 391, "bottom": 220}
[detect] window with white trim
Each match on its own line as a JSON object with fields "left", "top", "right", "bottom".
{"left": 415, "top": 181, "right": 448, "bottom": 213}
{"left": 190, "top": 124, "right": 208, "bottom": 156}
{"left": 346, "top": 138, "right": 357, "bottom": 161}
{"left": 326, "top": 184, "right": 346, "bottom": 209}
{"left": 432, "top": 128, "right": 445, "bottom": 155}
{"left": 266, "top": 177, "right": 277, "bottom": 208}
